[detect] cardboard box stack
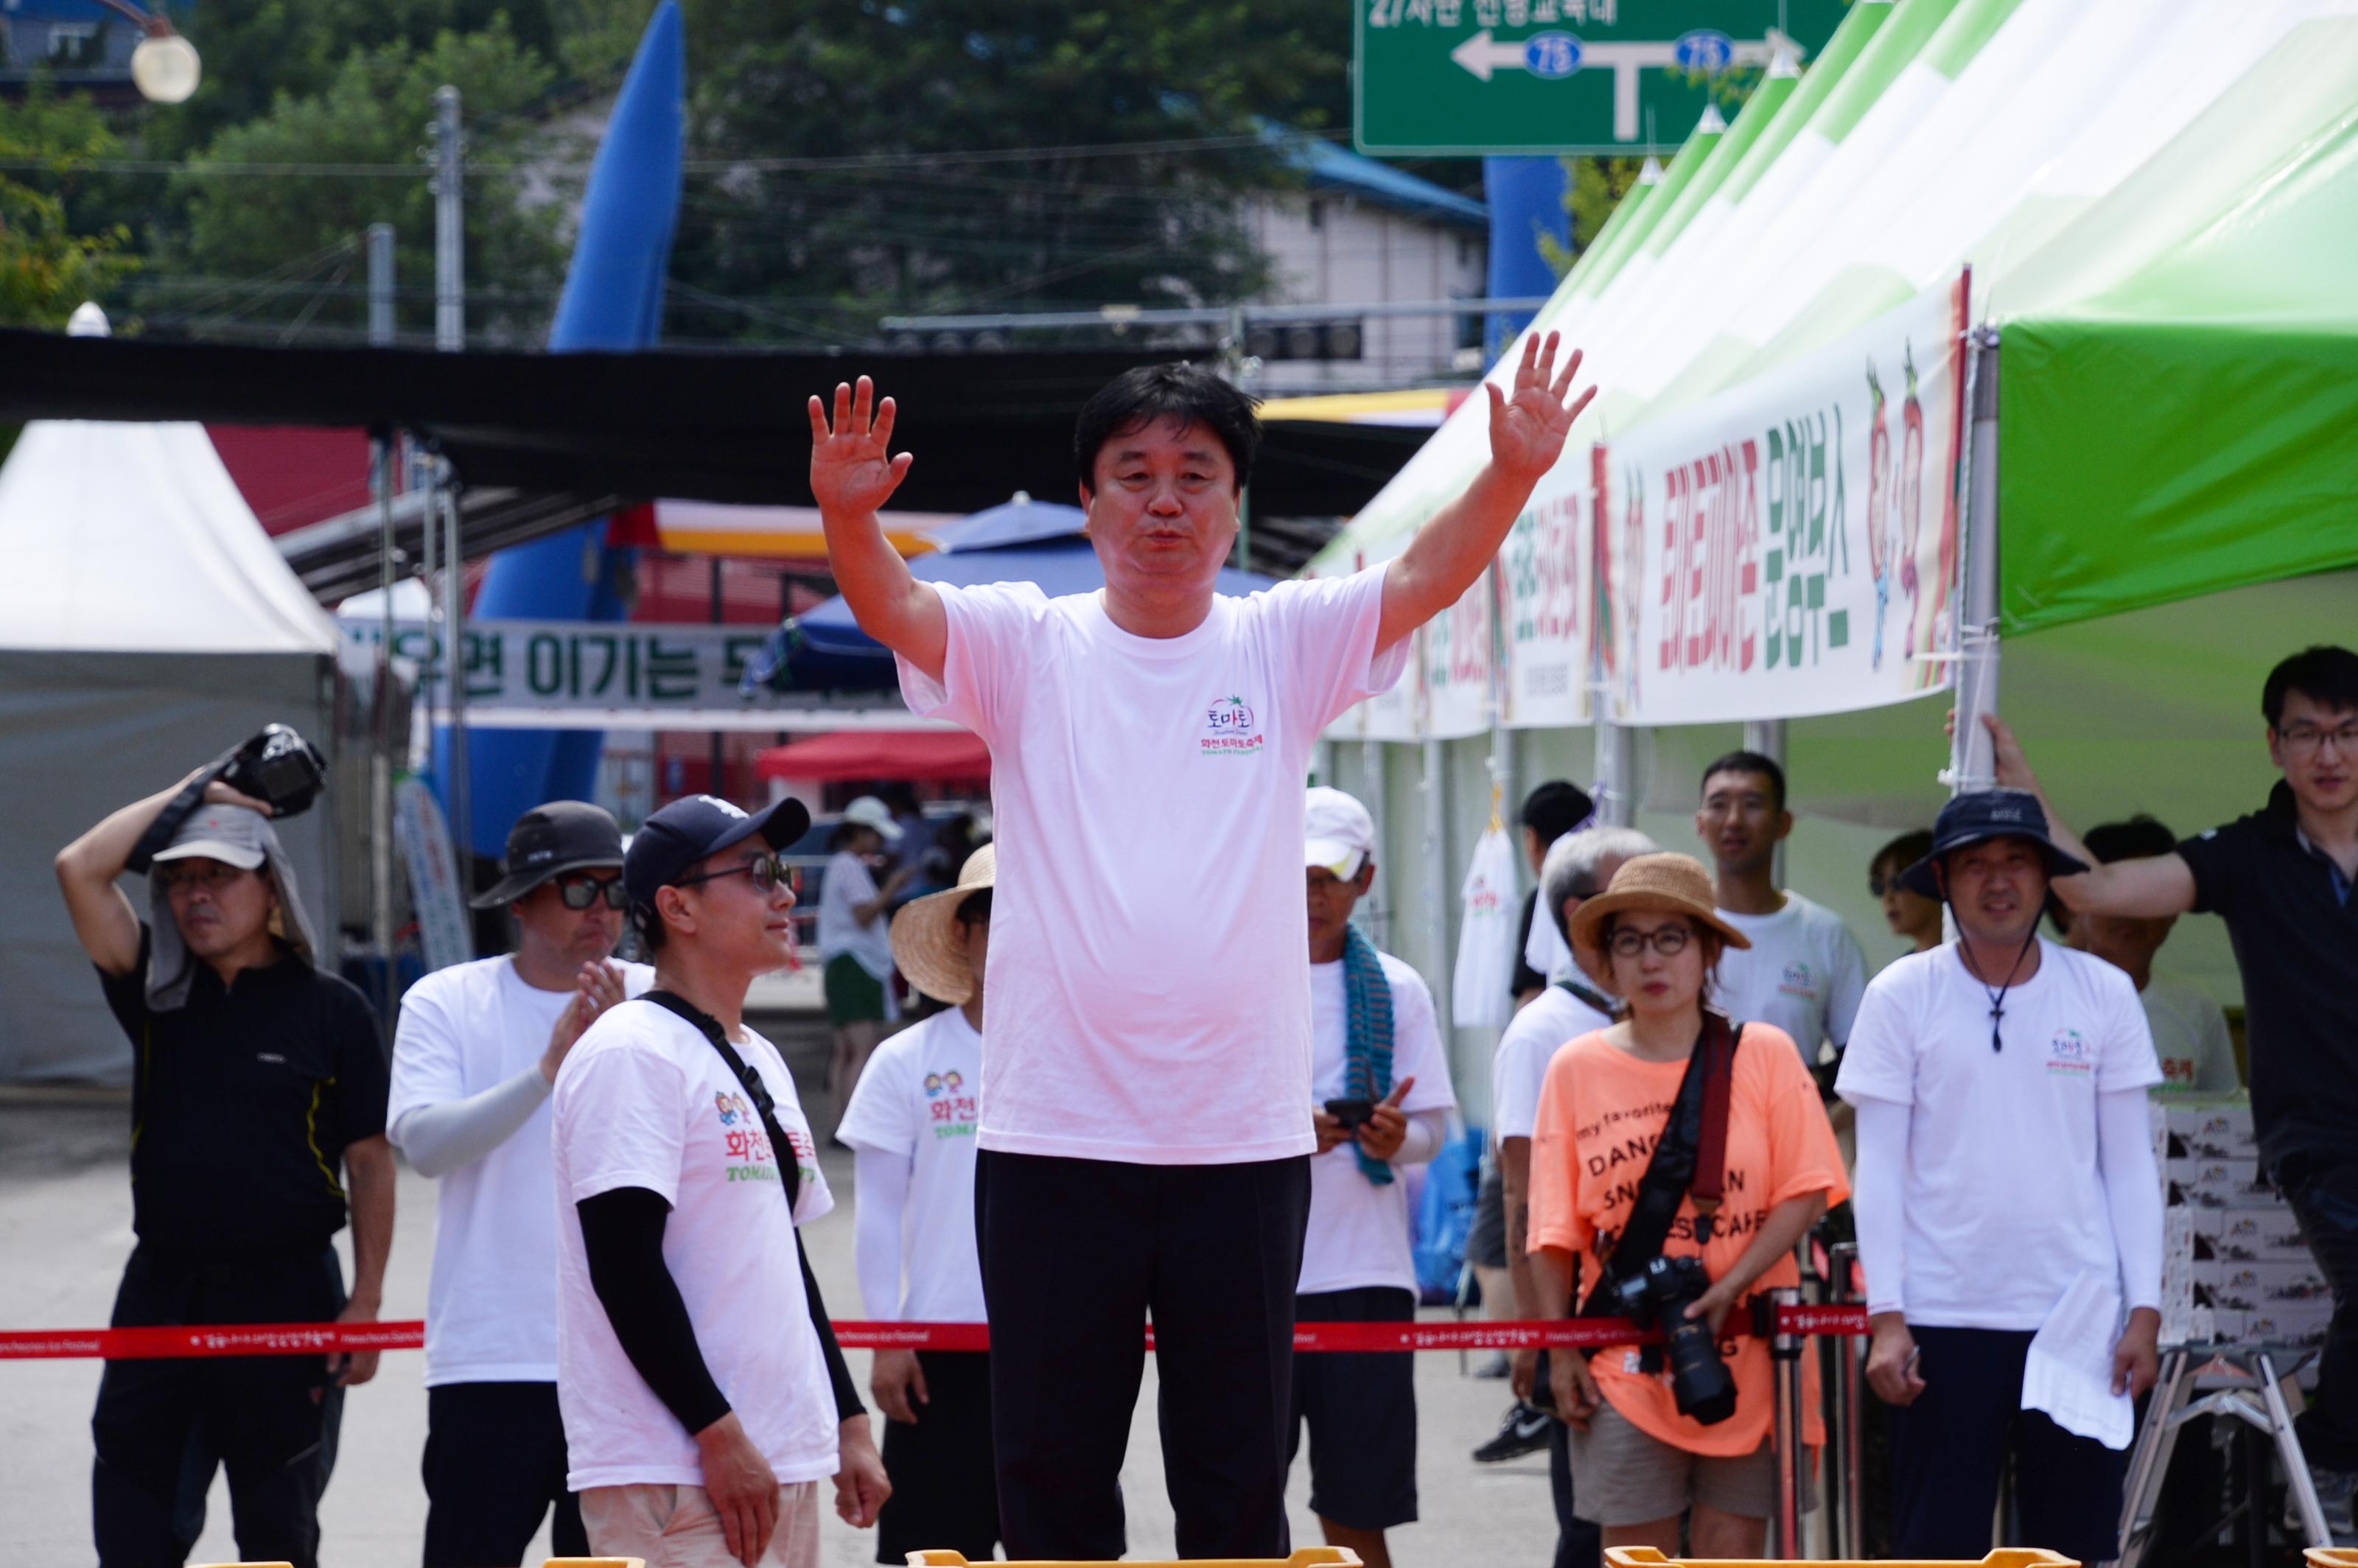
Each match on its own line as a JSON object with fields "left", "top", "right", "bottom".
{"left": 2158, "top": 1095, "right": 2331, "bottom": 1352}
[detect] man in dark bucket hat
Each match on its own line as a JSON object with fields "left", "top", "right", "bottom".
{"left": 1836, "top": 786, "right": 2163, "bottom": 1566}
{"left": 390, "top": 799, "right": 653, "bottom": 1568}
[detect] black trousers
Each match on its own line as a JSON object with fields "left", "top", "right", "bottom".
{"left": 92, "top": 1243, "right": 346, "bottom": 1568}
{"left": 1887, "top": 1325, "right": 2127, "bottom": 1565}
{"left": 421, "top": 1382, "right": 586, "bottom": 1567}
{"left": 2280, "top": 1154, "right": 2358, "bottom": 1471}
{"left": 875, "top": 1351, "right": 999, "bottom": 1564}
{"left": 975, "top": 1149, "right": 1311, "bottom": 1561}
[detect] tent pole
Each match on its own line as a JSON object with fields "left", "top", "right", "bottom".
{"left": 1364, "top": 736, "right": 1387, "bottom": 950}
{"left": 1421, "top": 736, "right": 1453, "bottom": 1030}
{"left": 1948, "top": 329, "right": 2003, "bottom": 797}
{"left": 1744, "top": 718, "right": 1788, "bottom": 883}
{"left": 368, "top": 222, "right": 397, "bottom": 1037}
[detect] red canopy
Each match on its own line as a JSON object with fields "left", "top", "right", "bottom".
{"left": 753, "top": 729, "right": 991, "bottom": 785}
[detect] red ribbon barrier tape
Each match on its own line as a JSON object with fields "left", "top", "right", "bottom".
{"left": 1, "top": 1306, "right": 1873, "bottom": 1362}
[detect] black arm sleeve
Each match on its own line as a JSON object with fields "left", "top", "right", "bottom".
{"left": 577, "top": 1186, "right": 732, "bottom": 1438}
{"left": 800, "top": 1234, "right": 865, "bottom": 1421}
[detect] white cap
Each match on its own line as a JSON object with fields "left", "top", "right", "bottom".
{"left": 153, "top": 803, "right": 269, "bottom": 871}
{"left": 841, "top": 795, "right": 904, "bottom": 841}
{"left": 1304, "top": 786, "right": 1375, "bottom": 879}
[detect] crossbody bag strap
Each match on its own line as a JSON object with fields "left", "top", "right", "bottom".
{"left": 643, "top": 990, "right": 802, "bottom": 1213}
{"left": 1578, "top": 1011, "right": 1744, "bottom": 1315}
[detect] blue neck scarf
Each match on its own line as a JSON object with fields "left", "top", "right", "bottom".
{"left": 1341, "top": 923, "right": 1396, "bottom": 1186}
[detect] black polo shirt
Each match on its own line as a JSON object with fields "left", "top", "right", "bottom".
{"left": 100, "top": 927, "right": 388, "bottom": 1257}
{"left": 2177, "top": 781, "right": 2358, "bottom": 1169}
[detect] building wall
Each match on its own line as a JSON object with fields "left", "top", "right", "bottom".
{"left": 1242, "top": 194, "right": 1486, "bottom": 394}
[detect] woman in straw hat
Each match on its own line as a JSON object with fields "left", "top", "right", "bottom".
{"left": 1524, "top": 853, "right": 1848, "bottom": 1557}
{"left": 837, "top": 845, "right": 1001, "bottom": 1564}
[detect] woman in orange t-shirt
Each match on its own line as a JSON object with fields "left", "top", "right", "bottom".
{"left": 1527, "top": 853, "right": 1849, "bottom": 1556}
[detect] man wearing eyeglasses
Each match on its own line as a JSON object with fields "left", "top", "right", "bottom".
{"left": 55, "top": 768, "right": 391, "bottom": 1568}
{"left": 387, "top": 801, "right": 652, "bottom": 1567}
{"left": 1981, "top": 643, "right": 2358, "bottom": 1537}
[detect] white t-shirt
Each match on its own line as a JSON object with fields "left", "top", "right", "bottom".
{"left": 1714, "top": 892, "right": 1869, "bottom": 1062}
{"left": 1301, "top": 951, "right": 1456, "bottom": 1295}
{"left": 2141, "top": 976, "right": 2239, "bottom": 1097}
{"left": 836, "top": 1007, "right": 985, "bottom": 1323}
{"left": 551, "top": 999, "right": 837, "bottom": 1490}
{"left": 388, "top": 956, "right": 653, "bottom": 1385}
{"left": 1835, "top": 940, "right": 2163, "bottom": 1329}
{"left": 1525, "top": 902, "right": 1575, "bottom": 986}
{"left": 817, "top": 851, "right": 895, "bottom": 981}
{"left": 898, "top": 568, "right": 1407, "bottom": 1164}
{"left": 1491, "top": 980, "right": 1616, "bottom": 1144}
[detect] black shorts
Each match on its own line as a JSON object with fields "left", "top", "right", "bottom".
{"left": 422, "top": 1382, "right": 586, "bottom": 1567}
{"left": 1466, "top": 1158, "right": 1508, "bottom": 1270}
{"left": 875, "top": 1351, "right": 998, "bottom": 1564}
{"left": 1290, "top": 1287, "right": 1418, "bottom": 1531}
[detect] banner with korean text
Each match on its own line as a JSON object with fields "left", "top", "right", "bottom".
{"left": 1494, "top": 457, "right": 1593, "bottom": 729}
{"left": 1603, "top": 276, "right": 1969, "bottom": 725}
{"left": 1421, "top": 575, "right": 1495, "bottom": 739}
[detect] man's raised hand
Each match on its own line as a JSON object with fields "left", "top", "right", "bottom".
{"left": 809, "top": 376, "right": 914, "bottom": 518}
{"left": 1485, "top": 330, "right": 1594, "bottom": 484}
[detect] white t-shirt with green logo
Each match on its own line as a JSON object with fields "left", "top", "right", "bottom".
{"left": 900, "top": 568, "right": 1407, "bottom": 1164}
{"left": 551, "top": 1000, "right": 835, "bottom": 1489}
{"left": 1713, "top": 892, "right": 1869, "bottom": 1063}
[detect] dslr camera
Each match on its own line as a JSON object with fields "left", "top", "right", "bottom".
{"left": 1602, "top": 1253, "right": 1738, "bottom": 1424}
{"left": 219, "top": 724, "right": 329, "bottom": 818}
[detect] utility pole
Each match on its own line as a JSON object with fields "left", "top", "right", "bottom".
{"left": 431, "top": 84, "right": 472, "bottom": 891}
{"left": 368, "top": 222, "right": 397, "bottom": 1035}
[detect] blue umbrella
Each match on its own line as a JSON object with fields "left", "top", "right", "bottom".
{"left": 919, "top": 493, "right": 1086, "bottom": 553}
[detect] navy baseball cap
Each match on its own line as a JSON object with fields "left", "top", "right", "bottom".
{"left": 1900, "top": 788, "right": 2091, "bottom": 897}
{"left": 623, "top": 794, "right": 812, "bottom": 918}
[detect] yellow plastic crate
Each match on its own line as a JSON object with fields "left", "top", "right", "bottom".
{"left": 1607, "top": 1552, "right": 2078, "bottom": 1568}
{"left": 2304, "top": 1552, "right": 2358, "bottom": 1568}
{"left": 909, "top": 1550, "right": 1360, "bottom": 1568}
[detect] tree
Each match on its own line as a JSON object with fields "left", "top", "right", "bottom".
{"left": 668, "top": 1, "right": 1351, "bottom": 343}
{"left": 0, "top": 88, "right": 135, "bottom": 329}
{"left": 172, "top": 24, "right": 569, "bottom": 343}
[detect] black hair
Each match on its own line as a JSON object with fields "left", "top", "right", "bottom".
{"left": 1519, "top": 780, "right": 1595, "bottom": 845}
{"left": 1073, "top": 363, "right": 1259, "bottom": 493}
{"left": 2049, "top": 813, "right": 2177, "bottom": 933}
{"left": 2262, "top": 645, "right": 2358, "bottom": 729}
{"left": 828, "top": 820, "right": 869, "bottom": 852}
{"left": 1701, "top": 750, "right": 1788, "bottom": 813}
{"left": 955, "top": 887, "right": 994, "bottom": 928}
{"left": 630, "top": 903, "right": 668, "bottom": 953}
{"left": 1872, "top": 829, "right": 1934, "bottom": 879}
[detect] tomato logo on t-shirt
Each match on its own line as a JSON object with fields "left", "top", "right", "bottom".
{"left": 1200, "top": 694, "right": 1265, "bottom": 757}
{"left": 2047, "top": 1028, "right": 2093, "bottom": 1076}
{"left": 1777, "top": 961, "right": 1818, "bottom": 998}
{"left": 924, "top": 1068, "right": 979, "bottom": 1139}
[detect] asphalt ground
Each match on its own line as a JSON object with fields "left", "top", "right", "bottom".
{"left": 0, "top": 1012, "right": 1558, "bottom": 1566}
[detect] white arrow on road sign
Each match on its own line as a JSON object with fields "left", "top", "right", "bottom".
{"left": 1447, "top": 28, "right": 1797, "bottom": 140}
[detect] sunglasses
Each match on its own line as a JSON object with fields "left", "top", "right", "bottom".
{"left": 553, "top": 873, "right": 627, "bottom": 911}
{"left": 158, "top": 863, "right": 251, "bottom": 895}
{"left": 672, "top": 853, "right": 800, "bottom": 896}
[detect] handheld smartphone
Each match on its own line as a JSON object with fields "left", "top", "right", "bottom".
{"left": 1323, "top": 1096, "right": 1374, "bottom": 1130}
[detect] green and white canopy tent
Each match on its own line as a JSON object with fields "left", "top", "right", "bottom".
{"left": 1308, "top": 0, "right": 2358, "bottom": 1119}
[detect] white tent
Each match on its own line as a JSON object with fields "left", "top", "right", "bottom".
{"left": 0, "top": 419, "right": 344, "bottom": 1081}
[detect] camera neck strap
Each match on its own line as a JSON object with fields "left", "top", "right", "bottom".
{"left": 643, "top": 988, "right": 802, "bottom": 1214}
{"left": 1581, "top": 1009, "right": 1743, "bottom": 1314}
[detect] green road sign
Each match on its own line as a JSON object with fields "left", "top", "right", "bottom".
{"left": 1354, "top": 0, "right": 1850, "bottom": 157}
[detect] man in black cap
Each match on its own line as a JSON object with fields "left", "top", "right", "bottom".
{"left": 388, "top": 801, "right": 653, "bottom": 1567}
{"left": 1981, "top": 645, "right": 2358, "bottom": 1534}
{"left": 56, "top": 764, "right": 391, "bottom": 1568}
{"left": 1836, "top": 788, "right": 2164, "bottom": 1564}
{"left": 551, "top": 794, "right": 888, "bottom": 1568}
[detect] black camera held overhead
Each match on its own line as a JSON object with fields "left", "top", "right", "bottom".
{"left": 126, "top": 724, "right": 329, "bottom": 873}
{"left": 1578, "top": 1009, "right": 1746, "bottom": 1426}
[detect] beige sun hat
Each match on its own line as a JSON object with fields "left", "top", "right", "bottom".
{"left": 889, "top": 844, "right": 996, "bottom": 1006}
{"left": 1567, "top": 852, "right": 1752, "bottom": 975}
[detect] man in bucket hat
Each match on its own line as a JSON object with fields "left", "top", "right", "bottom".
{"left": 1836, "top": 788, "right": 2165, "bottom": 1564}
{"left": 56, "top": 763, "right": 392, "bottom": 1568}
{"left": 388, "top": 801, "right": 653, "bottom": 1567}
{"left": 839, "top": 844, "right": 1002, "bottom": 1564}
{"left": 551, "top": 793, "right": 888, "bottom": 1568}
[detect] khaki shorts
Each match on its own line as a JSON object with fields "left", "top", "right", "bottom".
{"left": 1566, "top": 1399, "right": 1780, "bottom": 1526}
{"left": 581, "top": 1479, "right": 822, "bottom": 1568}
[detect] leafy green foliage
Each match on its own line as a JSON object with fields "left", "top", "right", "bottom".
{"left": 172, "top": 23, "right": 567, "bottom": 341}
{"left": 0, "top": 87, "right": 135, "bottom": 329}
